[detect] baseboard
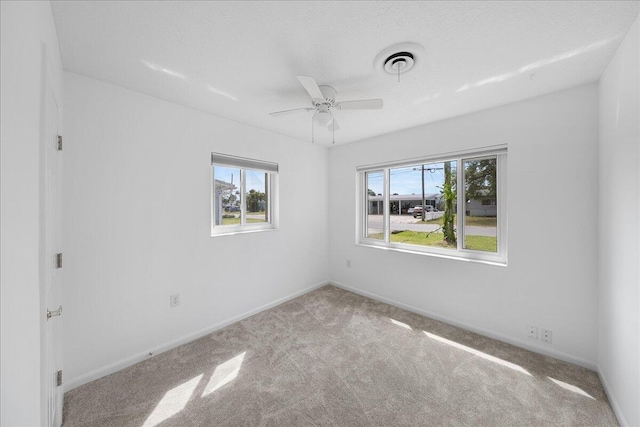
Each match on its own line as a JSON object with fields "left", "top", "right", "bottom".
{"left": 330, "top": 280, "right": 598, "bottom": 371}
{"left": 64, "top": 280, "right": 329, "bottom": 392}
{"left": 598, "top": 366, "right": 629, "bottom": 427}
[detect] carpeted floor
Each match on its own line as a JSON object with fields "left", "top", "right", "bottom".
{"left": 63, "top": 285, "right": 618, "bottom": 426}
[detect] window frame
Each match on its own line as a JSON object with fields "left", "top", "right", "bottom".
{"left": 211, "top": 153, "right": 278, "bottom": 236}
{"left": 357, "top": 146, "right": 507, "bottom": 265}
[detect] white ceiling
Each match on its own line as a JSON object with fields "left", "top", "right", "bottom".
{"left": 51, "top": 1, "right": 639, "bottom": 145}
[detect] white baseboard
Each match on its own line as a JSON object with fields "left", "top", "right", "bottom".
{"left": 330, "top": 280, "right": 598, "bottom": 371}
{"left": 64, "top": 280, "right": 329, "bottom": 392}
{"left": 598, "top": 367, "right": 629, "bottom": 427}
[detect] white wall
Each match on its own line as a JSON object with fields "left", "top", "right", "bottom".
{"left": 0, "top": 1, "right": 63, "bottom": 426}
{"left": 598, "top": 17, "right": 639, "bottom": 427}
{"left": 62, "top": 73, "right": 329, "bottom": 389}
{"left": 328, "top": 84, "right": 600, "bottom": 368}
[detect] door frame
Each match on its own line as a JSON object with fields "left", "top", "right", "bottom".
{"left": 39, "top": 42, "right": 63, "bottom": 427}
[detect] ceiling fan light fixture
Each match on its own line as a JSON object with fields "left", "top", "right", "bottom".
{"left": 270, "top": 75, "right": 383, "bottom": 144}
{"left": 313, "top": 110, "right": 333, "bottom": 127}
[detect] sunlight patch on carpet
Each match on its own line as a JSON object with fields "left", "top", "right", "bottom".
{"left": 142, "top": 374, "right": 202, "bottom": 426}
{"left": 390, "top": 318, "right": 413, "bottom": 330}
{"left": 548, "top": 377, "right": 596, "bottom": 400}
{"left": 202, "top": 352, "right": 246, "bottom": 397}
{"left": 424, "top": 331, "right": 531, "bottom": 376}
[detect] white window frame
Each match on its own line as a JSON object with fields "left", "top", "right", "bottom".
{"left": 357, "top": 145, "right": 507, "bottom": 265}
{"left": 211, "top": 153, "right": 279, "bottom": 236}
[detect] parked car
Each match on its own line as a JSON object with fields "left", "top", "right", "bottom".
{"left": 412, "top": 205, "right": 437, "bottom": 218}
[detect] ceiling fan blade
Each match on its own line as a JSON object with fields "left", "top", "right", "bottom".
{"left": 269, "top": 107, "right": 313, "bottom": 116}
{"left": 297, "top": 75, "right": 325, "bottom": 101}
{"left": 335, "top": 99, "right": 383, "bottom": 110}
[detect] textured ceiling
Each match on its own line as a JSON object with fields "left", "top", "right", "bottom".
{"left": 51, "top": 1, "right": 639, "bottom": 145}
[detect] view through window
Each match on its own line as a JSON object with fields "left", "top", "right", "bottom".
{"left": 360, "top": 147, "right": 506, "bottom": 263}
{"left": 212, "top": 153, "right": 277, "bottom": 235}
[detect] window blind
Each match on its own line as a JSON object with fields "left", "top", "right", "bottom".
{"left": 211, "top": 153, "right": 278, "bottom": 173}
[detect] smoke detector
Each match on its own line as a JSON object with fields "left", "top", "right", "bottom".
{"left": 374, "top": 42, "right": 426, "bottom": 79}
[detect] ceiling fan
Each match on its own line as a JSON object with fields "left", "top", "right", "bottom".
{"left": 270, "top": 76, "right": 383, "bottom": 144}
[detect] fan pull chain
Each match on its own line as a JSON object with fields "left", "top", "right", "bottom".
{"left": 330, "top": 111, "right": 336, "bottom": 144}
{"left": 332, "top": 120, "right": 335, "bottom": 144}
{"left": 311, "top": 119, "right": 314, "bottom": 144}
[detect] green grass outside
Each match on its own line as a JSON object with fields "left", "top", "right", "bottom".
{"left": 221, "top": 217, "right": 267, "bottom": 225}
{"left": 369, "top": 230, "right": 497, "bottom": 252}
{"left": 417, "top": 215, "right": 497, "bottom": 227}
{"left": 463, "top": 235, "right": 497, "bottom": 252}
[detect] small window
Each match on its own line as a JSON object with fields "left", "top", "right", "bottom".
{"left": 211, "top": 153, "right": 278, "bottom": 236}
{"left": 358, "top": 146, "right": 507, "bottom": 264}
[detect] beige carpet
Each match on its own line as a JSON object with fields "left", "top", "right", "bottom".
{"left": 63, "top": 285, "right": 618, "bottom": 426}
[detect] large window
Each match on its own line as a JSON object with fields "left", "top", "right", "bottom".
{"left": 358, "top": 146, "right": 507, "bottom": 264}
{"left": 211, "top": 153, "right": 278, "bottom": 236}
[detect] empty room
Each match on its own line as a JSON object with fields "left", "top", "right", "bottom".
{"left": 2, "top": 1, "right": 639, "bottom": 426}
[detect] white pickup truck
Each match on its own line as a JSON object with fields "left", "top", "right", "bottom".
{"left": 410, "top": 205, "right": 437, "bottom": 218}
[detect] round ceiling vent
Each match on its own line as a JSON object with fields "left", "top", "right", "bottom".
{"left": 374, "top": 42, "right": 426, "bottom": 78}
{"left": 383, "top": 52, "right": 415, "bottom": 75}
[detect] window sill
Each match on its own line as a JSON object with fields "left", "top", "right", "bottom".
{"left": 211, "top": 227, "right": 278, "bottom": 238}
{"left": 357, "top": 240, "right": 507, "bottom": 267}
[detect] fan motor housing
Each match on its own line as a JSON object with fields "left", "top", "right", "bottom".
{"left": 318, "top": 85, "right": 337, "bottom": 104}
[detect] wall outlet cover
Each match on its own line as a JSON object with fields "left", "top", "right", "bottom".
{"left": 541, "top": 328, "right": 552, "bottom": 343}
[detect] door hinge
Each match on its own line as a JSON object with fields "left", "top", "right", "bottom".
{"left": 57, "top": 135, "right": 62, "bottom": 151}
{"left": 56, "top": 370, "right": 62, "bottom": 387}
{"left": 55, "top": 253, "right": 62, "bottom": 269}
{"left": 47, "top": 305, "right": 62, "bottom": 320}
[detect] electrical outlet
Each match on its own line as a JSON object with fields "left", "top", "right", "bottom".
{"left": 527, "top": 325, "right": 538, "bottom": 339}
{"left": 541, "top": 328, "right": 552, "bottom": 343}
{"left": 170, "top": 293, "right": 180, "bottom": 308}
{"left": 346, "top": 259, "right": 352, "bottom": 268}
